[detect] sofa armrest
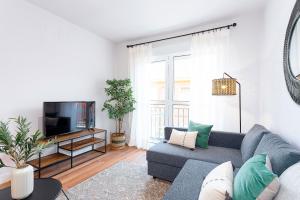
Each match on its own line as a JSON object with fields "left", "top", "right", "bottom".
{"left": 164, "top": 127, "right": 187, "bottom": 140}
{"left": 209, "top": 131, "right": 245, "bottom": 150}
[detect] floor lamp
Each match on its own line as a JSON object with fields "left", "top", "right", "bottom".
{"left": 212, "top": 72, "right": 241, "bottom": 133}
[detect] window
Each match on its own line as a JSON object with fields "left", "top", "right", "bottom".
{"left": 174, "top": 56, "right": 192, "bottom": 102}
{"left": 149, "top": 54, "right": 191, "bottom": 139}
{"left": 149, "top": 60, "right": 166, "bottom": 101}
{"left": 149, "top": 60, "right": 166, "bottom": 139}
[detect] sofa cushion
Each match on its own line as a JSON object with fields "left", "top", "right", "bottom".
{"left": 147, "top": 143, "right": 243, "bottom": 168}
{"left": 164, "top": 127, "right": 188, "bottom": 140}
{"left": 164, "top": 127, "right": 245, "bottom": 149}
{"left": 168, "top": 129, "right": 198, "bottom": 149}
{"left": 234, "top": 167, "right": 240, "bottom": 177}
{"left": 188, "top": 121, "right": 213, "bottom": 148}
{"left": 199, "top": 161, "right": 234, "bottom": 200}
{"left": 208, "top": 131, "right": 244, "bottom": 150}
{"left": 241, "top": 124, "right": 269, "bottom": 162}
{"left": 233, "top": 154, "right": 280, "bottom": 200}
{"left": 274, "top": 162, "right": 300, "bottom": 200}
{"left": 163, "top": 159, "right": 218, "bottom": 200}
{"left": 254, "top": 133, "right": 300, "bottom": 175}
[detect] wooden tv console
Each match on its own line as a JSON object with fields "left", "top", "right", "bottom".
{"left": 28, "top": 128, "right": 107, "bottom": 178}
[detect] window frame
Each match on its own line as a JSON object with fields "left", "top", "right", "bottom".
{"left": 151, "top": 52, "right": 191, "bottom": 129}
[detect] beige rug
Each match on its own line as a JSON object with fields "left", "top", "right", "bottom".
{"left": 57, "top": 158, "right": 170, "bottom": 200}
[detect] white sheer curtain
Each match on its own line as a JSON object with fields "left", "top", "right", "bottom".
{"left": 128, "top": 44, "right": 152, "bottom": 149}
{"left": 190, "top": 29, "right": 230, "bottom": 129}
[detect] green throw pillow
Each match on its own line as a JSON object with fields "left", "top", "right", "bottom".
{"left": 188, "top": 121, "right": 213, "bottom": 148}
{"left": 233, "top": 154, "right": 280, "bottom": 200}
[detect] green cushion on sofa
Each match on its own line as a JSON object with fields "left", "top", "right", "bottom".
{"left": 233, "top": 154, "right": 279, "bottom": 200}
{"left": 188, "top": 121, "right": 213, "bottom": 148}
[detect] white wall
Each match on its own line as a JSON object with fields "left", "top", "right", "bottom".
{"left": 0, "top": 0, "right": 115, "bottom": 183}
{"left": 259, "top": 0, "right": 300, "bottom": 149}
{"left": 114, "top": 11, "right": 265, "bottom": 134}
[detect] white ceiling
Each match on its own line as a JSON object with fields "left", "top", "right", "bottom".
{"left": 26, "top": 0, "right": 269, "bottom": 42}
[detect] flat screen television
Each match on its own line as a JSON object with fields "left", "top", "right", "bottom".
{"left": 43, "top": 101, "right": 95, "bottom": 138}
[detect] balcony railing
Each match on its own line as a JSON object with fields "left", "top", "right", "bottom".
{"left": 150, "top": 104, "right": 165, "bottom": 140}
{"left": 150, "top": 103, "right": 189, "bottom": 140}
{"left": 173, "top": 104, "right": 189, "bottom": 128}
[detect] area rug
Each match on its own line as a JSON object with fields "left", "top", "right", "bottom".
{"left": 57, "top": 159, "right": 170, "bottom": 200}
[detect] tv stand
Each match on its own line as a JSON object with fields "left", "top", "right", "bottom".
{"left": 28, "top": 128, "right": 107, "bottom": 178}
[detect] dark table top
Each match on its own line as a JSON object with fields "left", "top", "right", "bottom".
{"left": 0, "top": 178, "right": 62, "bottom": 200}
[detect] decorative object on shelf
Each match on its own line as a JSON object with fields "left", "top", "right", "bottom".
{"left": 0, "top": 116, "right": 49, "bottom": 199}
{"left": 212, "top": 72, "right": 242, "bottom": 133}
{"left": 284, "top": 0, "right": 300, "bottom": 105}
{"left": 102, "top": 79, "right": 136, "bottom": 150}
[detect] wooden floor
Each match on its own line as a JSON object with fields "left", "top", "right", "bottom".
{"left": 0, "top": 146, "right": 145, "bottom": 190}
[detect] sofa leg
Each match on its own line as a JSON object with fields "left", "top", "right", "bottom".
{"left": 153, "top": 176, "right": 157, "bottom": 179}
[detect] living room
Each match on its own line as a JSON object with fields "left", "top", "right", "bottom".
{"left": 0, "top": 0, "right": 300, "bottom": 199}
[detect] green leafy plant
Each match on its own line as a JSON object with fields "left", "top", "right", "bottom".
{"left": 0, "top": 116, "right": 49, "bottom": 169}
{"left": 102, "top": 79, "right": 136, "bottom": 133}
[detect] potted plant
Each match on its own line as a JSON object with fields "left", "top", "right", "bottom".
{"left": 102, "top": 79, "right": 135, "bottom": 150}
{"left": 0, "top": 116, "right": 49, "bottom": 199}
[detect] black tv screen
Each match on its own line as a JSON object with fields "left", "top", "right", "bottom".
{"left": 43, "top": 101, "right": 95, "bottom": 138}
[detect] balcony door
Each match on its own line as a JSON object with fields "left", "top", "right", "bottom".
{"left": 149, "top": 54, "right": 191, "bottom": 140}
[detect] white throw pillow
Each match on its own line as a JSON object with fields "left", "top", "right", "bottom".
{"left": 198, "top": 161, "right": 233, "bottom": 200}
{"left": 168, "top": 129, "right": 198, "bottom": 149}
{"left": 274, "top": 162, "right": 300, "bottom": 200}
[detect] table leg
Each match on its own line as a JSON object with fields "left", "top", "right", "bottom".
{"left": 71, "top": 139, "right": 73, "bottom": 168}
{"left": 62, "top": 189, "right": 70, "bottom": 200}
{"left": 38, "top": 152, "right": 41, "bottom": 178}
{"left": 105, "top": 130, "right": 107, "bottom": 153}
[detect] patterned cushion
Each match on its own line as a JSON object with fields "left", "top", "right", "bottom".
{"left": 254, "top": 133, "right": 300, "bottom": 175}
{"left": 199, "top": 161, "right": 233, "bottom": 200}
{"left": 168, "top": 129, "right": 198, "bottom": 149}
{"left": 241, "top": 124, "right": 269, "bottom": 162}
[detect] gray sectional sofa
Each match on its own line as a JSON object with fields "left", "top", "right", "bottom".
{"left": 146, "top": 125, "right": 300, "bottom": 200}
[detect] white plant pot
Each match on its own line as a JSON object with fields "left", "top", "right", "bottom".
{"left": 11, "top": 165, "right": 34, "bottom": 199}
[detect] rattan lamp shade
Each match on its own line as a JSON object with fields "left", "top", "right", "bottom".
{"left": 212, "top": 78, "right": 237, "bottom": 95}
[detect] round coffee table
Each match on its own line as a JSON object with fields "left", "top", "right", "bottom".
{"left": 0, "top": 178, "right": 69, "bottom": 200}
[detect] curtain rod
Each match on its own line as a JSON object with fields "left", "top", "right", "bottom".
{"left": 127, "top": 23, "right": 237, "bottom": 48}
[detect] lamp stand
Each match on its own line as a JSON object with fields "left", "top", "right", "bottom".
{"left": 223, "top": 73, "right": 242, "bottom": 133}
